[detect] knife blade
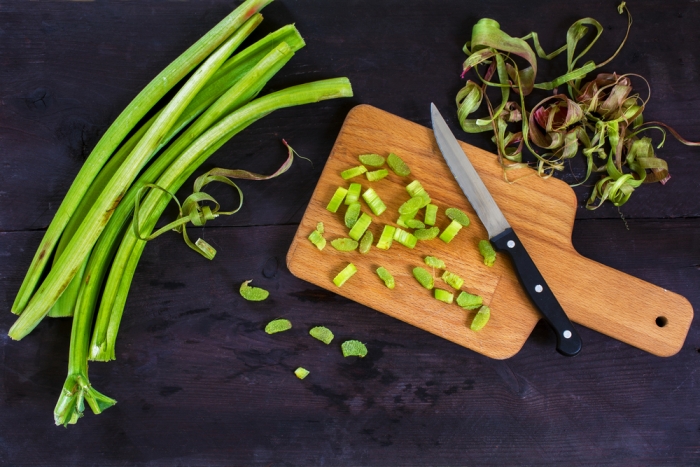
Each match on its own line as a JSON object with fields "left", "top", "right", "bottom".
{"left": 431, "top": 103, "right": 582, "bottom": 357}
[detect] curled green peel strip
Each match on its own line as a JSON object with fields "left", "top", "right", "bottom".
{"left": 133, "top": 141, "right": 300, "bottom": 259}
{"left": 456, "top": 3, "right": 700, "bottom": 208}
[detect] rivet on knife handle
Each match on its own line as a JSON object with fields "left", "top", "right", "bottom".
{"left": 491, "top": 229, "right": 582, "bottom": 357}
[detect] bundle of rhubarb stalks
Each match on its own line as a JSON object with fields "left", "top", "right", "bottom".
{"left": 8, "top": 0, "right": 352, "bottom": 426}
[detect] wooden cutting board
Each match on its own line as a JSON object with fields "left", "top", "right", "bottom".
{"left": 286, "top": 105, "right": 693, "bottom": 359}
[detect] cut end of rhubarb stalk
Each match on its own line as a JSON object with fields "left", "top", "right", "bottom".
{"left": 89, "top": 343, "right": 115, "bottom": 362}
{"left": 54, "top": 373, "right": 116, "bottom": 427}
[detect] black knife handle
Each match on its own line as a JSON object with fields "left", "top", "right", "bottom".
{"left": 491, "top": 228, "right": 582, "bottom": 357}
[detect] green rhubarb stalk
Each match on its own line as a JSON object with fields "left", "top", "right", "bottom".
{"left": 359, "top": 154, "right": 385, "bottom": 167}
{"left": 265, "top": 318, "right": 292, "bottom": 334}
{"left": 376, "top": 225, "right": 395, "bottom": 250}
{"left": 376, "top": 267, "right": 395, "bottom": 289}
{"left": 55, "top": 15, "right": 266, "bottom": 318}
{"left": 331, "top": 238, "right": 359, "bottom": 251}
{"left": 406, "top": 219, "right": 425, "bottom": 229}
{"left": 72, "top": 25, "right": 301, "bottom": 337}
{"left": 393, "top": 228, "right": 417, "bottom": 248}
{"left": 52, "top": 13, "right": 268, "bottom": 284}
{"left": 333, "top": 263, "right": 357, "bottom": 287}
{"left": 413, "top": 267, "right": 434, "bottom": 289}
{"left": 348, "top": 213, "right": 372, "bottom": 241}
{"left": 362, "top": 188, "right": 386, "bottom": 216}
{"left": 439, "top": 220, "right": 463, "bottom": 243}
{"left": 442, "top": 270, "right": 464, "bottom": 289}
{"left": 11, "top": 0, "right": 272, "bottom": 317}
{"left": 49, "top": 75, "right": 225, "bottom": 318}
{"left": 341, "top": 340, "right": 367, "bottom": 357}
{"left": 344, "top": 202, "right": 362, "bottom": 228}
{"left": 9, "top": 21, "right": 254, "bottom": 341}
{"left": 87, "top": 41, "right": 298, "bottom": 360}
{"left": 50, "top": 26, "right": 279, "bottom": 318}
{"left": 47, "top": 260, "right": 88, "bottom": 318}
{"left": 326, "top": 187, "right": 348, "bottom": 212}
{"left": 424, "top": 204, "right": 438, "bottom": 226}
{"left": 49, "top": 114, "right": 154, "bottom": 317}
{"left": 53, "top": 284, "right": 116, "bottom": 426}
{"left": 424, "top": 256, "right": 445, "bottom": 269}
{"left": 89, "top": 78, "right": 353, "bottom": 361}
{"left": 471, "top": 306, "right": 491, "bottom": 331}
{"left": 308, "top": 230, "right": 326, "bottom": 250}
{"left": 344, "top": 183, "right": 362, "bottom": 205}
{"left": 309, "top": 326, "right": 334, "bottom": 344}
{"left": 341, "top": 166, "right": 367, "bottom": 180}
{"left": 359, "top": 231, "right": 373, "bottom": 254}
{"left": 415, "top": 227, "right": 439, "bottom": 240}
{"left": 387, "top": 152, "right": 410, "bottom": 176}
{"left": 434, "top": 288, "right": 454, "bottom": 304}
{"left": 71, "top": 222, "right": 129, "bottom": 361}
{"left": 208, "top": 24, "right": 304, "bottom": 89}
{"left": 366, "top": 169, "right": 388, "bottom": 181}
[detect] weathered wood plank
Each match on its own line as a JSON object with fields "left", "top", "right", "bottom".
{"left": 0, "top": 0, "right": 698, "bottom": 465}
{"left": 0, "top": 219, "right": 698, "bottom": 465}
{"left": 1, "top": 0, "right": 698, "bottom": 234}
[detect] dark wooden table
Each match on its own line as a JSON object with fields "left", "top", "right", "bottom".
{"left": 1, "top": 1, "right": 698, "bottom": 465}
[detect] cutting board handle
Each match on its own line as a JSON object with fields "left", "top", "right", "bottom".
{"left": 555, "top": 251, "right": 693, "bottom": 357}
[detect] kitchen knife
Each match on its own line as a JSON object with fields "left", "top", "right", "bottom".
{"left": 431, "top": 103, "right": 582, "bottom": 357}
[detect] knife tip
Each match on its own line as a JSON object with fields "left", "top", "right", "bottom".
{"left": 430, "top": 102, "right": 438, "bottom": 125}
{"left": 430, "top": 102, "right": 443, "bottom": 129}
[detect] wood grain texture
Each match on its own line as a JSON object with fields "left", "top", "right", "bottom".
{"left": 288, "top": 105, "right": 693, "bottom": 358}
{"left": 1, "top": 223, "right": 699, "bottom": 466}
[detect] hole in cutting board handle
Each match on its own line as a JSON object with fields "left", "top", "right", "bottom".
{"left": 656, "top": 316, "right": 668, "bottom": 328}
